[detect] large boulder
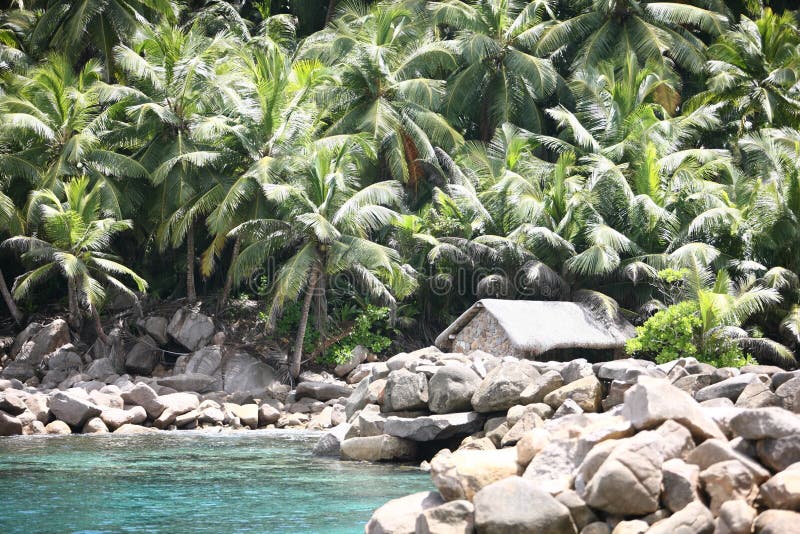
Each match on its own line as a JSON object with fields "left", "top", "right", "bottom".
{"left": 0, "top": 410, "right": 23, "bottom": 436}
{"left": 153, "top": 393, "right": 199, "bottom": 428}
{"left": 334, "top": 345, "right": 368, "bottom": 378}
{"left": 345, "top": 377, "right": 372, "bottom": 419}
{"left": 577, "top": 432, "right": 664, "bottom": 516}
{"left": 415, "top": 500, "right": 474, "bottom": 534}
{"left": 754, "top": 510, "right": 800, "bottom": 534}
{"left": 759, "top": 463, "right": 800, "bottom": 510}
{"left": 340, "top": 435, "right": 417, "bottom": 462}
{"left": 716, "top": 500, "right": 757, "bottom": 534}
{"left": 120, "top": 383, "right": 165, "bottom": 419}
{"left": 620, "top": 376, "right": 725, "bottom": 440}
{"left": 661, "top": 458, "right": 700, "bottom": 513}
{"left": 86, "top": 358, "right": 116, "bottom": 381}
{"left": 100, "top": 406, "right": 147, "bottom": 430}
{"left": 647, "top": 501, "right": 714, "bottom": 534}
{"left": 49, "top": 392, "right": 102, "bottom": 427}
{"left": 428, "top": 366, "right": 482, "bottom": 414}
{"left": 14, "top": 319, "right": 70, "bottom": 367}
{"left": 124, "top": 337, "right": 161, "bottom": 375}
{"left": 700, "top": 459, "right": 759, "bottom": 514}
{"left": 473, "top": 476, "right": 577, "bottom": 534}
{"left": 365, "top": 491, "right": 444, "bottom": 534}
{"left": 695, "top": 373, "right": 764, "bottom": 403}
{"left": 520, "top": 371, "right": 564, "bottom": 405}
{"left": 543, "top": 375, "right": 602, "bottom": 412}
{"left": 471, "top": 361, "right": 539, "bottom": 413}
{"left": 167, "top": 308, "right": 215, "bottom": 351}
{"left": 222, "top": 351, "right": 279, "bottom": 394}
{"left": 523, "top": 438, "right": 585, "bottom": 494}
{"left": 157, "top": 373, "right": 218, "bottom": 393}
{"left": 0, "top": 390, "right": 27, "bottom": 416}
{"left": 295, "top": 381, "right": 352, "bottom": 402}
{"left": 430, "top": 448, "right": 520, "bottom": 502}
{"left": 313, "top": 423, "right": 352, "bottom": 456}
{"left": 384, "top": 412, "right": 485, "bottom": 442}
{"left": 728, "top": 407, "right": 800, "bottom": 439}
{"left": 757, "top": 435, "right": 800, "bottom": 472}
{"left": 383, "top": 370, "right": 429, "bottom": 412}
{"left": 135, "top": 316, "right": 169, "bottom": 345}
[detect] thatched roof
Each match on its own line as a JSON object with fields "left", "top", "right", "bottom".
{"left": 435, "top": 299, "right": 636, "bottom": 355}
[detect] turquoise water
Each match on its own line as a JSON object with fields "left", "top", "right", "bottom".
{"left": 0, "top": 430, "right": 432, "bottom": 534}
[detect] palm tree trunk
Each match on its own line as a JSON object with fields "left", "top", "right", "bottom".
{"left": 186, "top": 223, "right": 197, "bottom": 303}
{"left": 290, "top": 266, "right": 319, "bottom": 381}
{"left": 67, "top": 278, "right": 81, "bottom": 330}
{"left": 0, "top": 268, "right": 23, "bottom": 325}
{"left": 325, "top": 0, "right": 337, "bottom": 25}
{"left": 90, "top": 304, "right": 109, "bottom": 344}
{"left": 219, "top": 235, "right": 241, "bottom": 312}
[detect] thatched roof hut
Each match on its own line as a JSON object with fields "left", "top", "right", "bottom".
{"left": 435, "top": 299, "right": 636, "bottom": 360}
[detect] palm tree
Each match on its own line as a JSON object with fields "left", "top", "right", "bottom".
{"left": 0, "top": 189, "right": 24, "bottom": 324}
{"left": 3, "top": 177, "right": 147, "bottom": 334}
{"left": 231, "top": 142, "right": 407, "bottom": 380}
{"left": 690, "top": 8, "right": 800, "bottom": 133}
{"left": 115, "top": 24, "right": 230, "bottom": 302}
{"left": 300, "top": 0, "right": 463, "bottom": 192}
{"left": 430, "top": 0, "right": 559, "bottom": 139}
{"left": 28, "top": 0, "right": 174, "bottom": 80}
{"left": 534, "top": 0, "right": 728, "bottom": 74}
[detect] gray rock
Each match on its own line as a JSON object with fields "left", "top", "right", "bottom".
{"left": 86, "top": 358, "right": 116, "bottom": 381}
{"left": 776, "top": 377, "right": 800, "bottom": 411}
{"left": 384, "top": 412, "right": 485, "bottom": 441}
{"left": 729, "top": 407, "right": 800, "bottom": 439}
{"left": 647, "top": 501, "right": 713, "bottom": 534}
{"left": 759, "top": 463, "right": 800, "bottom": 510}
{"left": 0, "top": 390, "right": 27, "bottom": 416}
{"left": 0, "top": 410, "right": 23, "bottom": 436}
{"left": 99, "top": 406, "right": 147, "bottom": 430}
{"left": 258, "top": 403, "right": 280, "bottom": 425}
{"left": 46, "top": 346, "right": 83, "bottom": 372}
{"left": 561, "top": 359, "right": 594, "bottom": 384}
{"left": 520, "top": 370, "right": 564, "bottom": 405}
{"left": 473, "top": 476, "right": 577, "bottom": 534}
{"left": 661, "top": 458, "right": 700, "bottom": 513}
{"left": 313, "top": 423, "right": 352, "bottom": 456}
{"left": 153, "top": 393, "right": 200, "bottom": 428}
{"left": 415, "top": 499, "right": 474, "bottom": 534}
{"left": 345, "top": 377, "right": 372, "bottom": 420}
{"left": 365, "top": 491, "right": 444, "bottom": 534}
{"left": 428, "top": 366, "right": 482, "bottom": 414}
{"left": 222, "top": 351, "right": 279, "bottom": 394}
{"left": 340, "top": 435, "right": 417, "bottom": 462}
{"left": 82, "top": 417, "right": 109, "bottom": 434}
{"left": 757, "top": 434, "right": 800, "bottom": 472}
{"left": 672, "top": 374, "right": 713, "bottom": 396}
{"left": 715, "top": 500, "right": 757, "bottom": 534}
{"left": 524, "top": 438, "right": 585, "bottom": 494}
{"left": 120, "top": 382, "right": 165, "bottom": 419}
{"left": 157, "top": 372, "right": 218, "bottom": 393}
{"left": 695, "top": 373, "right": 763, "bottom": 403}
{"left": 10, "top": 322, "right": 43, "bottom": 358}
{"left": 430, "top": 448, "right": 521, "bottom": 501}
{"left": 295, "top": 381, "right": 352, "bottom": 402}
{"left": 50, "top": 391, "right": 102, "bottom": 427}
{"left": 656, "top": 419, "right": 695, "bottom": 460}
{"left": 1, "top": 360, "right": 35, "bottom": 382}
{"left": 700, "top": 460, "right": 758, "bottom": 515}
{"left": 167, "top": 308, "right": 215, "bottom": 351}
{"left": 14, "top": 319, "right": 70, "bottom": 367}
{"left": 686, "top": 439, "right": 769, "bottom": 483}
{"left": 544, "top": 375, "right": 602, "bottom": 412}
{"left": 471, "top": 361, "right": 539, "bottom": 413}
{"left": 621, "top": 376, "right": 725, "bottom": 440}
{"left": 383, "top": 369, "right": 428, "bottom": 412}
{"left": 736, "top": 379, "right": 782, "bottom": 408}
{"left": 556, "top": 490, "right": 597, "bottom": 530}
{"left": 184, "top": 346, "right": 223, "bottom": 377}
{"left": 124, "top": 337, "right": 161, "bottom": 375}
{"left": 753, "top": 510, "right": 800, "bottom": 534}
{"left": 334, "top": 345, "right": 368, "bottom": 378}
{"left": 136, "top": 316, "right": 169, "bottom": 345}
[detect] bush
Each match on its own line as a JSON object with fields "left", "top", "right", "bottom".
{"left": 626, "top": 300, "right": 755, "bottom": 368}
{"left": 321, "top": 305, "right": 394, "bottom": 366}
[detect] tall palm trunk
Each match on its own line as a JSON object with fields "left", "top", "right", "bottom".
{"left": 325, "top": 0, "right": 337, "bottom": 25}
{"left": 218, "top": 236, "right": 241, "bottom": 312}
{"left": 0, "top": 268, "right": 23, "bottom": 325}
{"left": 290, "top": 265, "right": 319, "bottom": 381}
{"left": 67, "top": 278, "right": 81, "bottom": 330}
{"left": 186, "top": 223, "right": 197, "bottom": 303}
{"left": 91, "top": 303, "right": 109, "bottom": 344}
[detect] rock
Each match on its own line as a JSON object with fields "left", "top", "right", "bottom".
{"left": 167, "top": 308, "right": 215, "bottom": 351}
{"left": 524, "top": 438, "right": 585, "bottom": 494}
{"left": 222, "top": 351, "right": 279, "bottom": 394}
{"left": 334, "top": 345, "right": 368, "bottom": 378}
{"left": 121, "top": 383, "right": 165, "bottom": 419}
{"left": 313, "top": 423, "right": 352, "bottom": 456}
{"left": 661, "top": 458, "right": 700, "bottom": 513}
{"left": 157, "top": 373, "right": 218, "bottom": 393}
{"left": 415, "top": 499, "right": 474, "bottom": 534}
{"left": 184, "top": 346, "right": 223, "bottom": 376}
{"left": 86, "top": 358, "right": 116, "bottom": 381}
{"left": 430, "top": 448, "right": 520, "bottom": 501}
{"left": 428, "top": 366, "right": 482, "bottom": 414}
{"left": 753, "top": 510, "right": 800, "bottom": 534}
{"left": 153, "top": 393, "right": 200, "bottom": 428}
{"left": 655, "top": 419, "right": 695, "bottom": 460}
{"left": 501, "top": 409, "right": 543, "bottom": 447}
{"left": 647, "top": 501, "right": 714, "bottom": 534}
{"left": 365, "top": 491, "right": 444, "bottom": 534}
{"left": 736, "top": 380, "right": 782, "bottom": 408}
{"left": 295, "top": 381, "right": 351, "bottom": 402}
{"left": 776, "top": 377, "right": 800, "bottom": 411}
{"left": 556, "top": 490, "right": 597, "bottom": 531}
{"left": 515, "top": 428, "right": 550, "bottom": 467}
{"left": 258, "top": 403, "right": 280, "bottom": 425}
{"left": 124, "top": 337, "right": 161, "bottom": 375}
{"left": 100, "top": 406, "right": 147, "bottom": 430}
{"left": 136, "top": 316, "right": 169, "bottom": 345}
{"left": 82, "top": 417, "right": 109, "bottom": 434}
{"left": 611, "top": 520, "right": 648, "bottom": 534}
{"left": 228, "top": 403, "right": 259, "bottom": 429}
{"left": 0, "top": 410, "right": 23, "bottom": 436}
{"left": 729, "top": 407, "right": 800, "bottom": 439}
{"left": 345, "top": 377, "right": 372, "bottom": 419}
{"left": 686, "top": 438, "right": 769, "bottom": 482}
{"left": 581, "top": 523, "right": 611, "bottom": 534}
{"left": 384, "top": 412, "right": 484, "bottom": 442}
{"left": 23, "top": 394, "right": 50, "bottom": 424}
{"left": 544, "top": 376, "right": 602, "bottom": 412}
{"left": 520, "top": 371, "right": 563, "bottom": 405}
{"left": 596, "top": 359, "right": 656, "bottom": 381}
{"left": 45, "top": 420, "right": 71, "bottom": 434}
{"left": 0, "top": 390, "right": 27, "bottom": 416}
{"left": 757, "top": 435, "right": 800, "bottom": 472}
{"left": 340, "top": 435, "right": 417, "bottom": 462}
{"left": 471, "top": 361, "right": 539, "bottom": 413}
{"left": 113, "top": 423, "right": 158, "bottom": 435}
{"left": 10, "top": 322, "right": 43, "bottom": 358}
{"left": 89, "top": 390, "right": 123, "bottom": 409}
{"left": 383, "top": 370, "right": 429, "bottom": 412}
{"left": 760, "top": 463, "right": 800, "bottom": 510}
{"left": 561, "top": 359, "right": 594, "bottom": 384}
{"left": 715, "top": 500, "right": 757, "bottom": 534}
{"left": 1, "top": 360, "right": 35, "bottom": 382}
{"left": 700, "top": 460, "right": 758, "bottom": 515}
{"left": 695, "top": 373, "right": 763, "bottom": 403}
{"left": 50, "top": 392, "right": 102, "bottom": 427}
{"left": 14, "top": 319, "right": 70, "bottom": 367}
{"left": 473, "top": 476, "right": 577, "bottom": 534}
{"left": 621, "top": 376, "right": 725, "bottom": 440}
{"left": 578, "top": 432, "right": 664, "bottom": 516}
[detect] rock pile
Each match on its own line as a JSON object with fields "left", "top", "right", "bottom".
{"left": 312, "top": 348, "right": 800, "bottom": 534}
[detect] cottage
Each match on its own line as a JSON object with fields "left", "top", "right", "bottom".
{"left": 435, "top": 299, "right": 636, "bottom": 361}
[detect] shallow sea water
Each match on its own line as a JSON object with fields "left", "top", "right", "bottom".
{"left": 0, "top": 430, "right": 432, "bottom": 534}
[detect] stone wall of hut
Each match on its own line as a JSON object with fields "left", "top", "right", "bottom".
{"left": 451, "top": 310, "right": 524, "bottom": 357}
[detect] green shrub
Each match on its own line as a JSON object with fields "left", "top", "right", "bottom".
{"left": 626, "top": 300, "right": 755, "bottom": 368}
{"left": 321, "top": 305, "right": 394, "bottom": 366}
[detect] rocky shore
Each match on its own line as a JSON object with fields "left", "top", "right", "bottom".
{"left": 326, "top": 349, "right": 800, "bottom": 533}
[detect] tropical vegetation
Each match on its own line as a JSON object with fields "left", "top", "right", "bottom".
{"left": 1, "top": 0, "right": 799, "bottom": 378}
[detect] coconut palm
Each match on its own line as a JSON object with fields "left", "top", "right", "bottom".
{"left": 231, "top": 142, "right": 407, "bottom": 380}
{"left": 3, "top": 177, "right": 147, "bottom": 334}
{"left": 533, "top": 0, "right": 728, "bottom": 74}
{"left": 0, "top": 189, "right": 24, "bottom": 324}
{"left": 429, "top": 0, "right": 559, "bottom": 140}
